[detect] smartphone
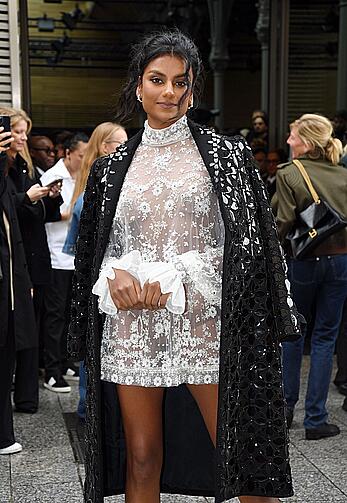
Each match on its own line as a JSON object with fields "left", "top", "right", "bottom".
{"left": 0, "top": 115, "right": 11, "bottom": 148}
{"left": 46, "top": 177, "right": 63, "bottom": 188}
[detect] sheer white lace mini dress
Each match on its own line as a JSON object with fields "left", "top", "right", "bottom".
{"left": 97, "top": 115, "right": 225, "bottom": 387}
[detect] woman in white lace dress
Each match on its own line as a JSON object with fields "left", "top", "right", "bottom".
{"left": 90, "top": 31, "right": 282, "bottom": 503}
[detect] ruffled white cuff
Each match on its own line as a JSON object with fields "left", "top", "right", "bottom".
{"left": 137, "top": 261, "right": 185, "bottom": 315}
{"left": 175, "top": 250, "right": 222, "bottom": 305}
{"left": 91, "top": 250, "right": 142, "bottom": 316}
{"left": 92, "top": 251, "right": 186, "bottom": 316}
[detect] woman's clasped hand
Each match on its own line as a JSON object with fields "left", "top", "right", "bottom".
{"left": 107, "top": 269, "right": 171, "bottom": 311}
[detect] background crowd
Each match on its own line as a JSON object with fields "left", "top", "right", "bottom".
{"left": 0, "top": 105, "right": 346, "bottom": 454}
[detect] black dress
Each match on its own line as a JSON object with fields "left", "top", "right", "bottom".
{"left": 68, "top": 121, "right": 301, "bottom": 503}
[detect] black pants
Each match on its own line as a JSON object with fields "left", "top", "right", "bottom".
{"left": 14, "top": 347, "right": 39, "bottom": 412}
{"left": 0, "top": 314, "right": 38, "bottom": 448}
{"left": 42, "top": 269, "right": 73, "bottom": 378}
{"left": 335, "top": 299, "right": 347, "bottom": 386}
{"left": 0, "top": 318, "right": 16, "bottom": 448}
{"left": 33, "top": 284, "right": 45, "bottom": 368}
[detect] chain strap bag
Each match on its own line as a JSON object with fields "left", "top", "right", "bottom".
{"left": 286, "top": 159, "right": 347, "bottom": 259}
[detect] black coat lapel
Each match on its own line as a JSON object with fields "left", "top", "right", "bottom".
{"left": 188, "top": 119, "right": 217, "bottom": 188}
{"left": 97, "top": 130, "right": 143, "bottom": 269}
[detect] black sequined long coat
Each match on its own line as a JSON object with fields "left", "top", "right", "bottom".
{"left": 68, "top": 120, "right": 301, "bottom": 503}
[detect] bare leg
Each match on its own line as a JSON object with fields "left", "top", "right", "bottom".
{"left": 186, "top": 384, "right": 280, "bottom": 503}
{"left": 117, "top": 385, "right": 165, "bottom": 503}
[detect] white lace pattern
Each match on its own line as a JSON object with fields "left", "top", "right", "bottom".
{"left": 100, "top": 115, "right": 225, "bottom": 386}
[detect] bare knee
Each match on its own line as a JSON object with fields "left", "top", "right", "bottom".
{"left": 127, "top": 443, "right": 162, "bottom": 485}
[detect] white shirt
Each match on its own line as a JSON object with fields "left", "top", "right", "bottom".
{"left": 42, "top": 159, "right": 75, "bottom": 270}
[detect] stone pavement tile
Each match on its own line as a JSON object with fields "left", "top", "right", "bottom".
{"left": 57, "top": 383, "right": 80, "bottom": 413}
{"left": 289, "top": 438, "right": 347, "bottom": 496}
{"left": 11, "top": 447, "right": 78, "bottom": 484}
{"left": 161, "top": 495, "right": 207, "bottom": 502}
{"left": 12, "top": 481, "right": 83, "bottom": 503}
{"left": 288, "top": 468, "right": 345, "bottom": 501}
{"left": 331, "top": 406, "right": 347, "bottom": 427}
{"left": 0, "top": 475, "right": 12, "bottom": 503}
{"left": 13, "top": 417, "right": 70, "bottom": 450}
{"left": 13, "top": 390, "right": 73, "bottom": 456}
{"left": 0, "top": 455, "right": 10, "bottom": 478}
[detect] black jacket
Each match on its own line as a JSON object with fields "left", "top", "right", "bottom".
{"left": 68, "top": 121, "right": 301, "bottom": 502}
{"left": 7, "top": 155, "right": 62, "bottom": 285}
{"left": 0, "top": 154, "right": 37, "bottom": 349}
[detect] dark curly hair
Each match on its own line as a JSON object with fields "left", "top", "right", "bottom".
{"left": 115, "top": 29, "right": 204, "bottom": 123}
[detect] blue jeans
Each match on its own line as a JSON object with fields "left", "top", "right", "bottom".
{"left": 77, "top": 361, "right": 86, "bottom": 420}
{"left": 282, "top": 254, "right": 347, "bottom": 429}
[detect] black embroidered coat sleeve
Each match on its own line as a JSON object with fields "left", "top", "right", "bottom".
{"left": 69, "top": 156, "right": 106, "bottom": 361}
{"left": 212, "top": 134, "right": 298, "bottom": 502}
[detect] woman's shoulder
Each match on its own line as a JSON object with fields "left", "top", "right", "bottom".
{"left": 190, "top": 121, "right": 252, "bottom": 160}
{"left": 277, "top": 160, "right": 295, "bottom": 173}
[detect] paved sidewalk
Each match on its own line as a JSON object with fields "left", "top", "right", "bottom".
{"left": 1, "top": 357, "right": 347, "bottom": 502}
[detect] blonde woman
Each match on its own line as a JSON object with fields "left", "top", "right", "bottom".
{"left": 64, "top": 122, "right": 127, "bottom": 257}
{"left": 63, "top": 122, "right": 127, "bottom": 421}
{"left": 0, "top": 116, "right": 41, "bottom": 455}
{"left": 272, "top": 113, "right": 347, "bottom": 439}
{"left": 0, "top": 107, "right": 63, "bottom": 414}
{"left": 0, "top": 107, "right": 50, "bottom": 201}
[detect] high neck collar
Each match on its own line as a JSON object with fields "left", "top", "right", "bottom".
{"left": 142, "top": 115, "right": 190, "bottom": 146}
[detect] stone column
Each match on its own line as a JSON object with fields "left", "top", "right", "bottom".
{"left": 207, "top": 0, "right": 234, "bottom": 131}
{"left": 18, "top": 0, "right": 31, "bottom": 113}
{"left": 255, "top": 0, "right": 270, "bottom": 112}
{"left": 337, "top": 0, "right": 347, "bottom": 110}
{"left": 268, "top": 0, "right": 289, "bottom": 150}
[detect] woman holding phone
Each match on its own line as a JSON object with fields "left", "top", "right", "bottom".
{"left": 0, "top": 107, "right": 62, "bottom": 414}
{"left": 0, "top": 124, "right": 38, "bottom": 454}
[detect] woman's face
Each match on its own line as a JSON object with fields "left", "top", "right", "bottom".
{"left": 102, "top": 128, "right": 128, "bottom": 155}
{"left": 137, "top": 54, "right": 193, "bottom": 129}
{"left": 10, "top": 119, "right": 28, "bottom": 154}
{"left": 287, "top": 126, "right": 309, "bottom": 158}
{"left": 66, "top": 141, "right": 88, "bottom": 173}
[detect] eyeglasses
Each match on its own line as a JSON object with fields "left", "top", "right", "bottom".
{"left": 31, "top": 147, "right": 56, "bottom": 155}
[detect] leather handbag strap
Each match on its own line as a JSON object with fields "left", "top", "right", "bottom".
{"left": 292, "top": 159, "right": 320, "bottom": 204}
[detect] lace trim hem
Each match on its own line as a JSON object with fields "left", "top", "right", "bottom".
{"left": 100, "top": 368, "right": 219, "bottom": 387}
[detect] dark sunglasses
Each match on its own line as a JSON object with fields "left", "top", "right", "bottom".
{"left": 31, "top": 147, "right": 56, "bottom": 155}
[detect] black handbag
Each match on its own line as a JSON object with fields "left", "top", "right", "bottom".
{"left": 287, "top": 159, "right": 347, "bottom": 259}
